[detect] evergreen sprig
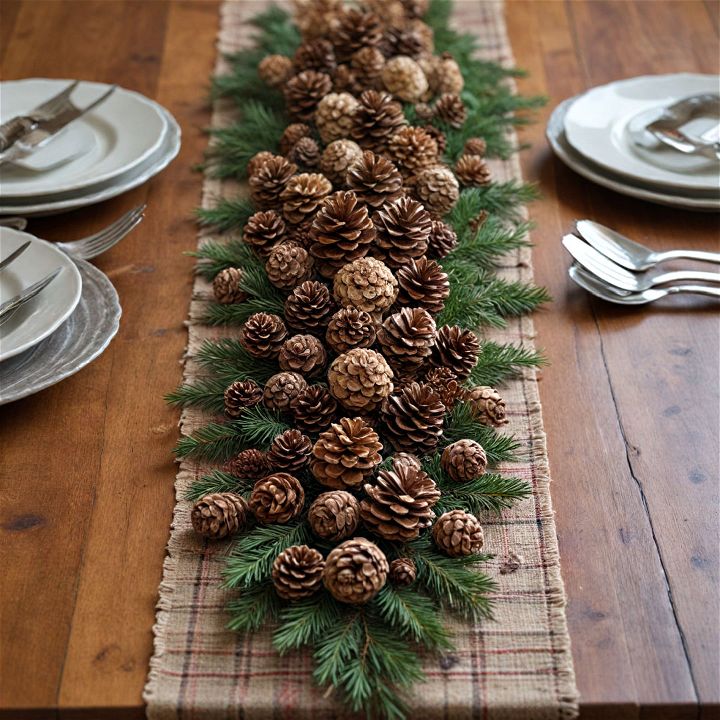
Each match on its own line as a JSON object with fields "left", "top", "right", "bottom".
{"left": 273, "top": 594, "right": 342, "bottom": 654}
{"left": 165, "top": 377, "right": 230, "bottom": 413}
{"left": 190, "top": 236, "right": 259, "bottom": 280}
{"left": 471, "top": 340, "right": 546, "bottom": 387}
{"left": 185, "top": 470, "right": 253, "bottom": 502}
{"left": 196, "top": 338, "right": 279, "bottom": 384}
{"left": 226, "top": 582, "right": 282, "bottom": 633}
{"left": 196, "top": 196, "right": 255, "bottom": 233}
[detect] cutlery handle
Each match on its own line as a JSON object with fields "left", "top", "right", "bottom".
{"left": 669, "top": 285, "right": 720, "bottom": 298}
{"left": 653, "top": 270, "right": 720, "bottom": 286}
{"left": 655, "top": 249, "right": 720, "bottom": 265}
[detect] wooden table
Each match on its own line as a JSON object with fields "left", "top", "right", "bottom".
{"left": 1, "top": 2, "right": 718, "bottom": 718}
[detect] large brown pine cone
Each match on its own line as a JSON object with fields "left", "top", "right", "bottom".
{"left": 272, "top": 545, "right": 325, "bottom": 600}
{"left": 464, "top": 137, "right": 487, "bottom": 157}
{"left": 346, "top": 150, "right": 403, "bottom": 209}
{"left": 333, "top": 256, "right": 398, "bottom": 320}
{"left": 455, "top": 155, "right": 491, "bottom": 187}
{"left": 427, "top": 219, "right": 457, "bottom": 259}
{"left": 351, "top": 46, "right": 386, "bottom": 88}
{"left": 432, "top": 509, "right": 484, "bottom": 557}
{"left": 388, "top": 126, "right": 439, "bottom": 178}
{"left": 279, "top": 123, "right": 313, "bottom": 155}
{"left": 377, "top": 307, "right": 436, "bottom": 371}
{"left": 328, "top": 348, "right": 395, "bottom": 413}
{"left": 258, "top": 54, "right": 295, "bottom": 88}
{"left": 382, "top": 55, "right": 428, "bottom": 102}
{"left": 325, "top": 306, "right": 376, "bottom": 353}
{"left": 441, "top": 439, "right": 488, "bottom": 482}
{"left": 280, "top": 172, "right": 333, "bottom": 225}
{"left": 265, "top": 243, "right": 314, "bottom": 291}
{"left": 224, "top": 448, "right": 270, "bottom": 479}
{"left": 374, "top": 195, "right": 432, "bottom": 268}
{"left": 224, "top": 379, "right": 263, "bottom": 418}
{"left": 292, "top": 384, "right": 338, "bottom": 433}
{"left": 424, "top": 367, "right": 464, "bottom": 409}
{"left": 284, "top": 70, "right": 333, "bottom": 122}
{"left": 263, "top": 372, "right": 308, "bottom": 411}
{"left": 380, "top": 26, "right": 425, "bottom": 60}
{"left": 320, "top": 139, "right": 363, "bottom": 185}
{"left": 308, "top": 490, "right": 361, "bottom": 542}
{"left": 247, "top": 150, "right": 277, "bottom": 178}
{"left": 293, "top": 38, "right": 337, "bottom": 75}
{"left": 250, "top": 156, "right": 298, "bottom": 209}
{"left": 311, "top": 416, "right": 383, "bottom": 489}
{"left": 241, "top": 312, "right": 288, "bottom": 358}
{"left": 243, "top": 210, "right": 286, "bottom": 258}
{"left": 351, "top": 90, "right": 407, "bottom": 153}
{"left": 191, "top": 493, "right": 249, "bottom": 540}
{"left": 278, "top": 334, "right": 327, "bottom": 377}
{"left": 430, "top": 325, "right": 480, "bottom": 380}
{"left": 213, "top": 267, "right": 248, "bottom": 305}
{"left": 267, "top": 429, "right": 313, "bottom": 472}
{"left": 395, "top": 256, "right": 450, "bottom": 315}
{"left": 381, "top": 381, "right": 445, "bottom": 455}
{"left": 464, "top": 385, "right": 508, "bottom": 427}
{"left": 249, "top": 473, "right": 305, "bottom": 524}
{"left": 309, "top": 190, "right": 376, "bottom": 279}
{"left": 434, "top": 93, "right": 467, "bottom": 128}
{"left": 288, "top": 137, "right": 321, "bottom": 170}
{"left": 315, "top": 92, "right": 359, "bottom": 144}
{"left": 331, "top": 8, "right": 383, "bottom": 61}
{"left": 414, "top": 166, "right": 459, "bottom": 217}
{"left": 284, "top": 280, "right": 336, "bottom": 334}
{"left": 390, "top": 557, "right": 417, "bottom": 587}
{"left": 360, "top": 461, "right": 440, "bottom": 541}
{"left": 323, "top": 537, "right": 388, "bottom": 604}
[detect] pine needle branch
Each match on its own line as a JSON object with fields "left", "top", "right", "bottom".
{"left": 189, "top": 236, "right": 258, "bottom": 280}
{"left": 165, "top": 377, "right": 229, "bottom": 412}
{"left": 273, "top": 594, "right": 342, "bottom": 654}
{"left": 196, "top": 196, "right": 255, "bottom": 233}
{"left": 185, "top": 470, "right": 253, "bottom": 502}
{"left": 470, "top": 340, "right": 546, "bottom": 386}
{"left": 192, "top": 338, "right": 279, "bottom": 386}
{"left": 226, "top": 582, "right": 282, "bottom": 633}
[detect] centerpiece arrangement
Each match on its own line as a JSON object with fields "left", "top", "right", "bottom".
{"left": 167, "top": 1, "right": 547, "bottom": 717}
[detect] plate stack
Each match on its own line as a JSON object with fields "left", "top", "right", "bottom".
{"left": 547, "top": 73, "right": 720, "bottom": 211}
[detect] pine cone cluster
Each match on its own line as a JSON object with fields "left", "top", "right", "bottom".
{"left": 249, "top": 473, "right": 305, "bottom": 524}
{"left": 328, "top": 348, "right": 395, "bottom": 412}
{"left": 308, "top": 490, "right": 360, "bottom": 541}
{"left": 192, "top": 493, "right": 249, "bottom": 540}
{"left": 272, "top": 545, "right": 325, "bottom": 600}
{"left": 323, "top": 537, "right": 388, "bottom": 604}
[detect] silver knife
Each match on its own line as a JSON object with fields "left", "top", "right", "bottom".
{"left": 0, "top": 267, "right": 61, "bottom": 322}
{"left": 0, "top": 241, "right": 31, "bottom": 272}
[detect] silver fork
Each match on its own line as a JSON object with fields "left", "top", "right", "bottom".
{"left": 0, "top": 267, "right": 62, "bottom": 326}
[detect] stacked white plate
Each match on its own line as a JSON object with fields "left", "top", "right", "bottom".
{"left": 547, "top": 73, "right": 720, "bottom": 212}
{"left": 0, "top": 78, "right": 181, "bottom": 215}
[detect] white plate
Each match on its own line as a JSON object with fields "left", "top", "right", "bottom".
{"left": 547, "top": 97, "right": 720, "bottom": 212}
{"left": 0, "top": 227, "right": 82, "bottom": 361}
{"left": 0, "top": 79, "right": 168, "bottom": 198}
{"left": 564, "top": 74, "right": 720, "bottom": 192}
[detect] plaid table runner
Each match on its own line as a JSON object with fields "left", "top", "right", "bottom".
{"left": 144, "top": 1, "right": 579, "bottom": 717}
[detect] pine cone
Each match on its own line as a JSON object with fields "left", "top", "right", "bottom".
{"left": 377, "top": 307, "right": 436, "bottom": 371}
{"left": 381, "top": 382, "right": 445, "bottom": 454}
{"left": 409, "top": 17, "right": 434, "bottom": 52}
{"left": 308, "top": 490, "right": 361, "bottom": 541}
{"left": 250, "top": 156, "right": 298, "bottom": 209}
{"left": 434, "top": 93, "right": 467, "bottom": 128}
{"left": 346, "top": 150, "right": 403, "bottom": 209}
{"left": 311, "top": 416, "right": 383, "bottom": 489}
{"left": 332, "top": 64, "right": 364, "bottom": 96}
{"left": 292, "top": 384, "right": 338, "bottom": 433}
{"left": 464, "top": 385, "right": 508, "bottom": 427}
{"left": 427, "top": 219, "right": 457, "bottom": 259}
{"left": 326, "top": 306, "right": 376, "bottom": 353}
{"left": 380, "top": 26, "right": 425, "bottom": 60}
{"left": 441, "top": 439, "right": 487, "bottom": 482}
{"left": 249, "top": 473, "right": 305, "bottom": 524}
{"left": 265, "top": 243, "right": 314, "bottom": 291}
{"left": 430, "top": 325, "right": 479, "bottom": 379}
{"left": 241, "top": 312, "right": 288, "bottom": 359}
{"left": 333, "top": 256, "right": 398, "bottom": 321}
{"left": 284, "top": 70, "right": 333, "bottom": 122}
{"left": 288, "top": 137, "right": 321, "bottom": 169}
{"left": 455, "top": 155, "right": 491, "bottom": 187}
{"left": 247, "top": 150, "right": 277, "bottom": 178}
{"left": 464, "top": 137, "right": 487, "bottom": 157}
{"left": 360, "top": 462, "right": 440, "bottom": 541}
{"left": 309, "top": 190, "right": 376, "bottom": 279}
{"left": 259, "top": 54, "right": 295, "bottom": 88}
{"left": 279, "top": 123, "right": 313, "bottom": 155}
{"left": 423, "top": 124, "right": 447, "bottom": 155}
{"left": 400, "top": 0, "right": 430, "bottom": 18}
{"left": 424, "top": 367, "right": 463, "bottom": 409}
{"left": 284, "top": 280, "right": 336, "bottom": 334}
{"left": 389, "top": 557, "right": 417, "bottom": 587}
{"left": 243, "top": 210, "right": 286, "bottom": 258}
{"left": 382, "top": 56, "right": 428, "bottom": 102}
{"left": 191, "top": 493, "right": 249, "bottom": 540}
{"left": 392, "top": 452, "right": 422, "bottom": 470}
{"left": 351, "top": 46, "right": 386, "bottom": 88}
{"left": 323, "top": 537, "right": 388, "bottom": 604}
{"left": 263, "top": 372, "right": 308, "bottom": 411}
{"left": 224, "top": 448, "right": 270, "bottom": 479}
{"left": 432, "top": 509, "right": 484, "bottom": 557}
{"left": 280, "top": 172, "right": 333, "bottom": 225}
{"left": 315, "top": 92, "right": 359, "bottom": 144}
{"left": 414, "top": 166, "right": 459, "bottom": 217}
{"left": 328, "top": 348, "right": 394, "bottom": 413}
{"left": 320, "top": 139, "right": 363, "bottom": 185}
{"left": 434, "top": 54, "right": 464, "bottom": 95}
{"left": 213, "top": 267, "right": 248, "bottom": 305}
{"left": 468, "top": 209, "right": 489, "bottom": 235}
{"left": 224, "top": 379, "right": 263, "bottom": 418}
{"left": 292, "top": 0, "right": 343, "bottom": 40}
{"left": 351, "top": 90, "right": 407, "bottom": 153}
{"left": 395, "top": 256, "right": 450, "bottom": 316}
{"left": 331, "top": 8, "right": 383, "bottom": 62}
{"left": 374, "top": 195, "right": 432, "bottom": 268}
{"left": 388, "top": 126, "right": 438, "bottom": 178}
{"left": 278, "top": 334, "right": 327, "bottom": 377}
{"left": 267, "top": 429, "right": 313, "bottom": 472}
{"left": 293, "top": 38, "right": 337, "bottom": 75}
{"left": 272, "top": 545, "right": 325, "bottom": 600}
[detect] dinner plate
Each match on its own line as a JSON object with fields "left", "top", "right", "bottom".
{"left": 0, "top": 257, "right": 121, "bottom": 405}
{"left": 0, "top": 79, "right": 168, "bottom": 198}
{"left": 0, "top": 227, "right": 82, "bottom": 361}
{"left": 563, "top": 74, "right": 720, "bottom": 192}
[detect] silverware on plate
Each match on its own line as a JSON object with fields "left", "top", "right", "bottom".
{"left": 0, "top": 267, "right": 61, "bottom": 325}
{"left": 0, "top": 241, "right": 30, "bottom": 272}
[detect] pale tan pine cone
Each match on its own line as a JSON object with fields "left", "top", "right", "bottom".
{"left": 247, "top": 151, "right": 277, "bottom": 178}
{"left": 240, "top": 312, "right": 288, "bottom": 358}
{"left": 308, "top": 490, "right": 360, "bottom": 542}
{"left": 325, "top": 306, "right": 376, "bottom": 354}
{"left": 395, "top": 256, "right": 450, "bottom": 315}
{"left": 272, "top": 545, "right": 325, "bottom": 600}
{"left": 432, "top": 509, "right": 484, "bottom": 557}
{"left": 328, "top": 348, "right": 395, "bottom": 413}
{"left": 320, "top": 139, "right": 363, "bottom": 185}
{"left": 265, "top": 243, "right": 314, "bottom": 291}
{"left": 280, "top": 172, "right": 333, "bottom": 225}
{"left": 278, "top": 334, "right": 327, "bottom": 377}
{"left": 191, "top": 493, "right": 249, "bottom": 540}
{"left": 464, "top": 385, "right": 508, "bottom": 427}
{"left": 434, "top": 54, "right": 464, "bottom": 95}
{"left": 333, "top": 256, "right": 398, "bottom": 320}
{"left": 381, "top": 381, "right": 445, "bottom": 455}
{"left": 315, "top": 92, "right": 359, "bottom": 144}
{"left": 249, "top": 473, "right": 305, "bottom": 524}
{"left": 414, "top": 165, "right": 459, "bottom": 217}
{"left": 323, "top": 537, "right": 388, "bottom": 604}
{"left": 263, "top": 371, "right": 308, "bottom": 411}
{"left": 267, "top": 429, "right": 313, "bottom": 472}
{"left": 382, "top": 55, "right": 428, "bottom": 103}
{"left": 213, "top": 267, "right": 247, "bottom": 305}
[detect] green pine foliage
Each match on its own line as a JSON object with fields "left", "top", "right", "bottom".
{"left": 196, "top": 196, "right": 255, "bottom": 233}
{"left": 226, "top": 583, "right": 282, "bottom": 633}
{"left": 165, "top": 377, "right": 230, "bottom": 413}
{"left": 185, "top": 470, "right": 254, "bottom": 502}
{"left": 471, "top": 340, "right": 546, "bottom": 386}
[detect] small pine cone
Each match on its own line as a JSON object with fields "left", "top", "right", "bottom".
{"left": 288, "top": 137, "right": 321, "bottom": 169}
{"left": 250, "top": 156, "right": 298, "bottom": 210}
{"left": 392, "top": 452, "right": 422, "bottom": 470}
{"left": 308, "top": 490, "right": 360, "bottom": 542}
{"left": 424, "top": 367, "right": 463, "bottom": 409}
{"left": 414, "top": 101, "right": 434, "bottom": 121}
{"left": 247, "top": 150, "right": 277, "bottom": 178}
{"left": 243, "top": 210, "right": 286, "bottom": 258}
{"left": 292, "top": 385, "right": 338, "bottom": 433}
{"left": 374, "top": 195, "right": 432, "bottom": 268}
{"left": 293, "top": 38, "right": 337, "bottom": 75}
{"left": 333, "top": 256, "right": 398, "bottom": 320}
{"left": 311, "top": 416, "right": 383, "bottom": 489}
{"left": 434, "top": 93, "right": 467, "bottom": 129}
{"left": 435, "top": 54, "right": 464, "bottom": 95}
{"left": 284, "top": 70, "right": 333, "bottom": 122}
{"left": 272, "top": 545, "right": 325, "bottom": 600}
{"left": 331, "top": 8, "right": 383, "bottom": 62}
{"left": 382, "top": 56, "right": 428, "bottom": 103}
{"left": 351, "top": 46, "right": 386, "bottom": 88}
{"left": 332, "top": 64, "right": 364, "bottom": 96}
{"left": 381, "top": 382, "right": 445, "bottom": 455}
{"left": 390, "top": 557, "right": 417, "bottom": 587}
{"left": 224, "top": 379, "right": 263, "bottom": 418}
{"left": 346, "top": 150, "right": 403, "bottom": 210}
{"left": 259, "top": 54, "right": 295, "bottom": 88}
{"left": 320, "top": 139, "right": 363, "bottom": 185}
{"left": 326, "top": 306, "right": 376, "bottom": 354}
{"left": 430, "top": 325, "right": 480, "bottom": 380}
{"left": 315, "top": 92, "right": 359, "bottom": 144}
{"left": 465, "top": 385, "right": 508, "bottom": 427}
{"left": 284, "top": 280, "right": 336, "bottom": 334}
{"left": 455, "top": 155, "right": 492, "bottom": 187}
{"left": 213, "top": 267, "right": 248, "bottom": 305}
{"left": 241, "top": 312, "right": 288, "bottom": 359}
{"left": 263, "top": 371, "right": 308, "bottom": 411}
{"left": 423, "top": 124, "right": 447, "bottom": 155}
{"left": 360, "top": 462, "right": 440, "bottom": 541}
{"left": 395, "top": 256, "right": 450, "bottom": 316}
{"left": 427, "top": 219, "right": 457, "bottom": 259}
{"left": 377, "top": 307, "right": 436, "bottom": 371}
{"left": 191, "top": 493, "right": 249, "bottom": 540}
{"left": 280, "top": 172, "right": 333, "bottom": 225}
{"left": 279, "top": 123, "right": 313, "bottom": 155}
{"left": 414, "top": 166, "right": 459, "bottom": 217}
{"left": 249, "top": 473, "right": 305, "bottom": 524}
{"left": 380, "top": 26, "right": 425, "bottom": 60}
{"left": 441, "top": 439, "right": 488, "bottom": 482}
{"left": 278, "top": 334, "right": 327, "bottom": 377}
{"left": 351, "top": 90, "right": 407, "bottom": 153}
{"left": 292, "top": 0, "right": 343, "bottom": 40}
{"left": 328, "top": 348, "right": 394, "bottom": 413}
{"left": 265, "top": 243, "right": 314, "bottom": 291}
{"left": 464, "top": 137, "right": 487, "bottom": 157}
{"left": 323, "top": 537, "right": 388, "bottom": 604}
{"left": 388, "top": 126, "right": 439, "bottom": 178}
{"left": 267, "top": 429, "right": 313, "bottom": 472}
{"left": 309, "top": 190, "right": 376, "bottom": 279}
{"left": 432, "top": 509, "right": 484, "bottom": 557}
{"left": 224, "top": 448, "right": 270, "bottom": 479}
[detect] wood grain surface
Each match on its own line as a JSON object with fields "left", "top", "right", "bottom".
{"left": 0, "top": 1, "right": 718, "bottom": 719}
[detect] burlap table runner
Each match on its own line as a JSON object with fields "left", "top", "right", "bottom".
{"left": 144, "top": 2, "right": 579, "bottom": 717}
